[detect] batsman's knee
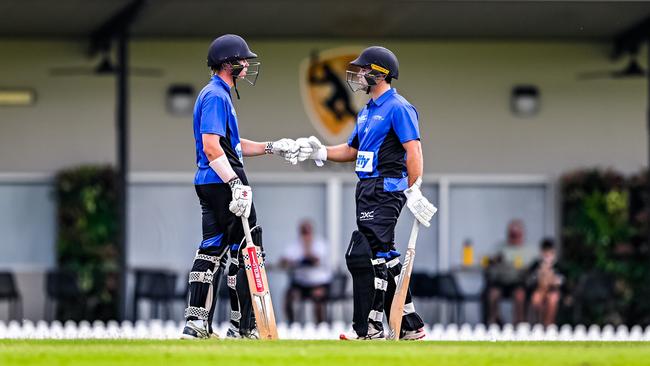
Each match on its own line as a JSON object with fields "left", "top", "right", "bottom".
{"left": 185, "top": 251, "right": 222, "bottom": 321}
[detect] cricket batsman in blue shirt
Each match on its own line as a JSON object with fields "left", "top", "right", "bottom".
{"left": 181, "top": 34, "right": 298, "bottom": 340}
{"left": 296, "top": 46, "right": 437, "bottom": 340}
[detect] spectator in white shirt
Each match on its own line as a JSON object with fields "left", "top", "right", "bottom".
{"left": 280, "top": 220, "right": 333, "bottom": 324}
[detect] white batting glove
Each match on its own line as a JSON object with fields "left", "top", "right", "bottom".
{"left": 228, "top": 178, "right": 253, "bottom": 218}
{"left": 266, "top": 138, "right": 299, "bottom": 165}
{"left": 296, "top": 136, "right": 327, "bottom": 166}
{"left": 404, "top": 177, "right": 437, "bottom": 227}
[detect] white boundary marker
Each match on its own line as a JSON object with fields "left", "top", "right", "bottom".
{"left": 1, "top": 320, "right": 649, "bottom": 341}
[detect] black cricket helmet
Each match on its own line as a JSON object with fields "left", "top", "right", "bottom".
{"left": 207, "top": 34, "right": 260, "bottom": 87}
{"left": 346, "top": 46, "right": 399, "bottom": 92}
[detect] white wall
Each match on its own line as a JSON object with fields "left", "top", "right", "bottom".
{"left": 0, "top": 39, "right": 645, "bottom": 177}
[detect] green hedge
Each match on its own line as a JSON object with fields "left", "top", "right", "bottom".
{"left": 561, "top": 168, "right": 650, "bottom": 325}
{"left": 54, "top": 165, "right": 119, "bottom": 320}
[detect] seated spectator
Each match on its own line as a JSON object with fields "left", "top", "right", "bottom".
{"left": 486, "top": 219, "right": 537, "bottom": 324}
{"left": 280, "top": 220, "right": 333, "bottom": 324}
{"left": 526, "top": 238, "right": 565, "bottom": 326}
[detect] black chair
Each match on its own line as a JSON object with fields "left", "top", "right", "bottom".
{"left": 45, "top": 270, "right": 82, "bottom": 321}
{"left": 0, "top": 272, "right": 22, "bottom": 320}
{"left": 132, "top": 269, "right": 178, "bottom": 320}
{"left": 436, "top": 272, "right": 482, "bottom": 324}
{"left": 410, "top": 272, "right": 437, "bottom": 298}
{"left": 409, "top": 272, "right": 438, "bottom": 323}
{"left": 572, "top": 271, "right": 616, "bottom": 324}
{"left": 326, "top": 271, "right": 350, "bottom": 323}
{"left": 173, "top": 272, "right": 190, "bottom": 304}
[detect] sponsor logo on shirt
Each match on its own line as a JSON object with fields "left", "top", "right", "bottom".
{"left": 235, "top": 143, "right": 243, "bottom": 163}
{"left": 355, "top": 151, "right": 374, "bottom": 172}
{"left": 360, "top": 211, "right": 374, "bottom": 221}
{"left": 372, "top": 115, "right": 384, "bottom": 121}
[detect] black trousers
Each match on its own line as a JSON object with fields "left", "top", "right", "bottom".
{"left": 355, "top": 178, "right": 406, "bottom": 254}
{"left": 194, "top": 182, "right": 257, "bottom": 255}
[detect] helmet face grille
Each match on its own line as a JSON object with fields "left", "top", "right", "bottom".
{"left": 345, "top": 65, "right": 385, "bottom": 93}
{"left": 232, "top": 61, "right": 260, "bottom": 86}
{"left": 346, "top": 69, "right": 368, "bottom": 92}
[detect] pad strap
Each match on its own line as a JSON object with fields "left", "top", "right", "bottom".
{"left": 195, "top": 252, "right": 219, "bottom": 264}
{"left": 386, "top": 257, "right": 400, "bottom": 268}
{"left": 189, "top": 269, "right": 214, "bottom": 284}
{"left": 368, "top": 310, "right": 384, "bottom": 322}
{"left": 403, "top": 302, "right": 415, "bottom": 315}
{"left": 231, "top": 310, "right": 242, "bottom": 321}
{"left": 185, "top": 306, "right": 209, "bottom": 320}
{"left": 227, "top": 275, "right": 237, "bottom": 290}
{"left": 374, "top": 277, "right": 388, "bottom": 291}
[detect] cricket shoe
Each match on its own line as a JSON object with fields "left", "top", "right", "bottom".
{"left": 400, "top": 327, "right": 426, "bottom": 340}
{"left": 226, "top": 326, "right": 260, "bottom": 339}
{"left": 180, "top": 320, "right": 210, "bottom": 340}
{"left": 339, "top": 323, "right": 385, "bottom": 340}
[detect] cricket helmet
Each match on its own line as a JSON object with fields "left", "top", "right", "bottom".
{"left": 207, "top": 34, "right": 258, "bottom": 67}
{"left": 346, "top": 46, "right": 399, "bottom": 92}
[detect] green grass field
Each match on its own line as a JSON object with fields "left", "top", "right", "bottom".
{"left": 1, "top": 340, "right": 649, "bottom": 366}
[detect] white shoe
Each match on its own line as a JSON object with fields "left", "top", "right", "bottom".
{"left": 245, "top": 328, "right": 260, "bottom": 339}
{"left": 400, "top": 327, "right": 426, "bottom": 340}
{"left": 226, "top": 325, "right": 259, "bottom": 339}
{"left": 226, "top": 326, "right": 241, "bottom": 339}
{"left": 180, "top": 320, "right": 210, "bottom": 340}
{"left": 339, "top": 323, "right": 385, "bottom": 340}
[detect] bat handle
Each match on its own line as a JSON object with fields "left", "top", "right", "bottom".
{"left": 407, "top": 220, "right": 419, "bottom": 250}
{"left": 241, "top": 217, "right": 254, "bottom": 247}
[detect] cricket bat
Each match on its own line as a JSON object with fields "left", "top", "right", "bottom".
{"left": 388, "top": 220, "right": 420, "bottom": 340}
{"left": 241, "top": 217, "right": 279, "bottom": 340}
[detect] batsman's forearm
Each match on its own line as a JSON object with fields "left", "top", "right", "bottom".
{"left": 326, "top": 144, "right": 357, "bottom": 162}
{"left": 240, "top": 139, "right": 267, "bottom": 157}
{"left": 405, "top": 141, "right": 424, "bottom": 187}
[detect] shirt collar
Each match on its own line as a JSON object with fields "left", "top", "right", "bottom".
{"left": 368, "top": 88, "right": 396, "bottom": 107}
{"left": 211, "top": 75, "right": 232, "bottom": 92}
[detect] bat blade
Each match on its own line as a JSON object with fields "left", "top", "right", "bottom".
{"left": 241, "top": 218, "right": 278, "bottom": 340}
{"left": 388, "top": 220, "right": 419, "bottom": 340}
{"left": 388, "top": 248, "right": 415, "bottom": 340}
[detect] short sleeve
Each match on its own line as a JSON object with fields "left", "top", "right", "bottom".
{"left": 391, "top": 104, "right": 420, "bottom": 143}
{"left": 347, "top": 108, "right": 365, "bottom": 148}
{"left": 347, "top": 122, "right": 359, "bottom": 149}
{"left": 199, "top": 92, "right": 228, "bottom": 137}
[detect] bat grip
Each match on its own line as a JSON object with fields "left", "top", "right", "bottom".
{"left": 407, "top": 220, "right": 419, "bottom": 250}
{"left": 241, "top": 217, "right": 254, "bottom": 247}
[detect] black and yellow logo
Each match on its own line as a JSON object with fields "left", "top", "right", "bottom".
{"left": 300, "top": 48, "right": 367, "bottom": 144}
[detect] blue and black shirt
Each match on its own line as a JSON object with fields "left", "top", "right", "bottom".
{"left": 193, "top": 75, "right": 244, "bottom": 185}
{"left": 347, "top": 88, "right": 420, "bottom": 191}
